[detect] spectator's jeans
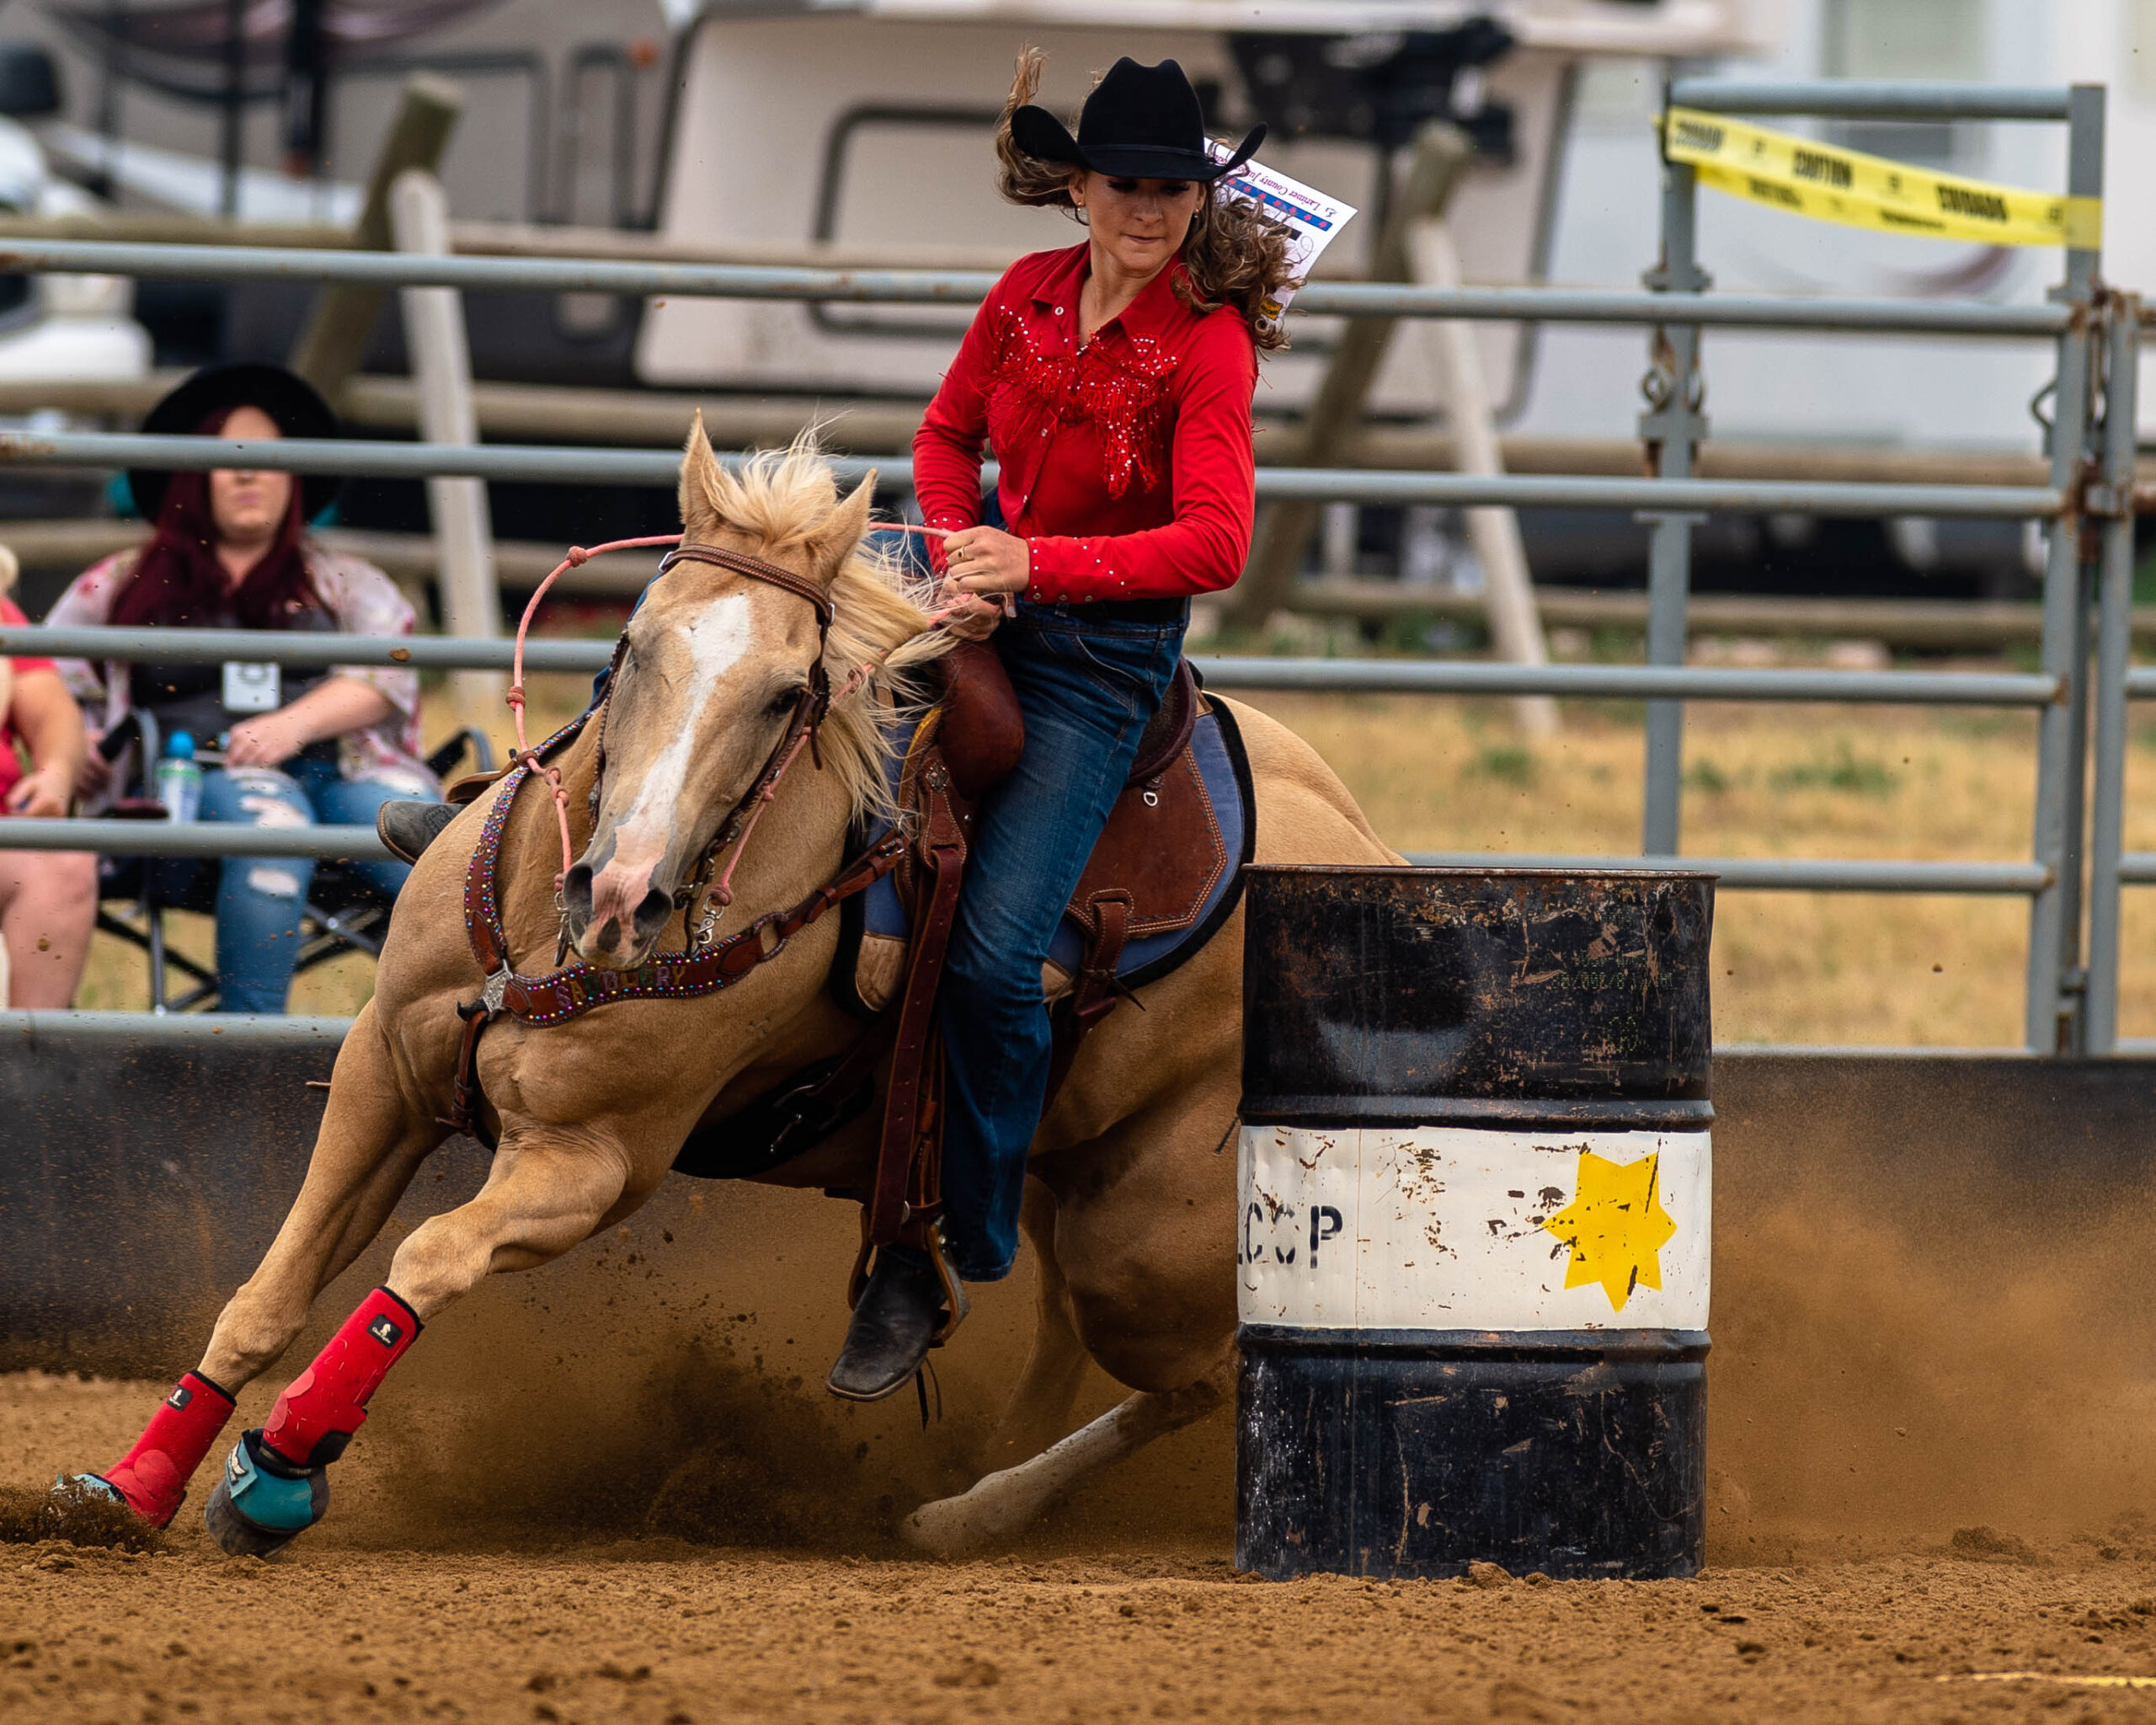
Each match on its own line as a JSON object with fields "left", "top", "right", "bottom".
{"left": 934, "top": 602, "right": 1186, "bottom": 1281}
{"left": 183, "top": 758, "right": 411, "bottom": 1014}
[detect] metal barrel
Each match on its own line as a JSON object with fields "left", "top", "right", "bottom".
{"left": 1234, "top": 865, "right": 1716, "bottom": 1580}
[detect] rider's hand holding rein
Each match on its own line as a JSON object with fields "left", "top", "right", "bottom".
{"left": 937, "top": 526, "right": 1027, "bottom": 639}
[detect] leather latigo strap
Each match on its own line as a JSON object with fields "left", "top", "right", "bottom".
{"left": 868, "top": 747, "right": 967, "bottom": 1246}
{"left": 1041, "top": 890, "right": 1134, "bottom": 1107}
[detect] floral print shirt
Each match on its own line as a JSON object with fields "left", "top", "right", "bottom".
{"left": 47, "top": 540, "right": 439, "bottom": 795}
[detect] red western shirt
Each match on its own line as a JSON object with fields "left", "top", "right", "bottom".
{"left": 912, "top": 242, "right": 1258, "bottom": 603}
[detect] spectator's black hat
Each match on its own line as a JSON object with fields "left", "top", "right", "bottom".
{"left": 1012, "top": 57, "right": 1264, "bottom": 182}
{"left": 129, "top": 362, "right": 342, "bottom": 524}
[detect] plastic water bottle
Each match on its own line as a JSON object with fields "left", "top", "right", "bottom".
{"left": 155, "top": 730, "right": 203, "bottom": 824}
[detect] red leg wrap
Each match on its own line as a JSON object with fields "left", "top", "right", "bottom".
{"left": 101, "top": 1370, "right": 237, "bottom": 1528}
{"left": 261, "top": 1286, "right": 422, "bottom": 1470}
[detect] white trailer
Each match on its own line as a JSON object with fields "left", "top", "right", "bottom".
{"left": 638, "top": 0, "right": 1768, "bottom": 427}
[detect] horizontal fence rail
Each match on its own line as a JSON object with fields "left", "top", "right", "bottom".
{"left": 3, "top": 818, "right": 389, "bottom": 860}
{"left": 0, "top": 823, "right": 2050, "bottom": 884}
{"left": 0, "top": 238, "right": 2073, "bottom": 335}
{"left": 0, "top": 429, "right": 2069, "bottom": 518}
{"left": 3, "top": 623, "right": 616, "bottom": 671}
{"left": 0, "top": 627, "right": 2068, "bottom": 707}
{"left": 1400, "top": 853, "right": 2049, "bottom": 894}
{"left": 1198, "top": 659, "right": 2060, "bottom": 706}
{"left": 0, "top": 1008, "right": 353, "bottom": 1043}
{"left": 1668, "top": 77, "right": 2077, "bottom": 120}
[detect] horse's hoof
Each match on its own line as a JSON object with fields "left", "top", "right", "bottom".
{"left": 51, "top": 1471, "right": 173, "bottom": 1529}
{"left": 203, "top": 1431, "right": 328, "bottom": 1558}
{"left": 900, "top": 1488, "right": 1001, "bottom": 1558}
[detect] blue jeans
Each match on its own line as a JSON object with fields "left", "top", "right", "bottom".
{"left": 174, "top": 758, "right": 412, "bottom": 1014}
{"left": 935, "top": 602, "right": 1186, "bottom": 1280}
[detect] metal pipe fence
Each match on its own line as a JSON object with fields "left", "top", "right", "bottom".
{"left": 0, "top": 237, "right": 2076, "bottom": 334}
{"left": 0, "top": 625, "right": 2068, "bottom": 706}
{"left": 0, "top": 76, "right": 2135, "bottom": 1054}
{"left": 0, "top": 427, "right": 2070, "bottom": 519}
{"left": 0, "top": 633, "right": 2067, "bottom": 901}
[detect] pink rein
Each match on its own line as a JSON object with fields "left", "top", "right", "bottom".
{"left": 506, "top": 521, "right": 963, "bottom": 921}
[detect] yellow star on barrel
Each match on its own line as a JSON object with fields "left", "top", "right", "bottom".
{"left": 1537, "top": 1148, "right": 1678, "bottom": 1313}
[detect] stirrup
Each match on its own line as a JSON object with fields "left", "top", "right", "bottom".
{"left": 846, "top": 1217, "right": 970, "bottom": 1346}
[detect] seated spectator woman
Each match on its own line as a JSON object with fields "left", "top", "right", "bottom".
{"left": 0, "top": 544, "right": 95, "bottom": 1007}
{"left": 51, "top": 364, "right": 439, "bottom": 1014}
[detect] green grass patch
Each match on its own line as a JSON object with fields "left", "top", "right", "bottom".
{"left": 1470, "top": 745, "right": 1538, "bottom": 787}
{"left": 1769, "top": 743, "right": 1895, "bottom": 798}
{"left": 1684, "top": 758, "right": 1733, "bottom": 795}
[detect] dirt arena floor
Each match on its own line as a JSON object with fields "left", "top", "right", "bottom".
{"left": 13, "top": 1136, "right": 2156, "bottom": 1725}
{"left": 9, "top": 1369, "right": 2156, "bottom": 1725}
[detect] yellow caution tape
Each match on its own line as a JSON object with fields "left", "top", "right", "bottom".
{"left": 1660, "top": 106, "right": 2101, "bottom": 250}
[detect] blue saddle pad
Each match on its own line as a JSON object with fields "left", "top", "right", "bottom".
{"left": 831, "top": 699, "right": 1254, "bottom": 1014}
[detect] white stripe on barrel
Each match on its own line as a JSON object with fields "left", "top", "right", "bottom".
{"left": 1239, "top": 1124, "right": 1710, "bottom": 1333}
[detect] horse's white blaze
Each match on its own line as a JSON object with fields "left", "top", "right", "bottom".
{"left": 605, "top": 591, "right": 755, "bottom": 880}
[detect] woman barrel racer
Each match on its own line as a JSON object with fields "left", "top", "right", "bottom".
{"left": 826, "top": 52, "right": 1294, "bottom": 1398}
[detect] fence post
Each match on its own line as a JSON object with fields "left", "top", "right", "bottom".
{"left": 2024, "top": 83, "right": 2105, "bottom": 1054}
{"left": 288, "top": 74, "right": 462, "bottom": 399}
{"left": 1406, "top": 218, "right": 1557, "bottom": 738}
{"left": 2084, "top": 290, "right": 2138, "bottom": 1055}
{"left": 390, "top": 168, "right": 504, "bottom": 729}
{"left": 1225, "top": 123, "right": 1474, "bottom": 630}
{"left": 1638, "top": 129, "right": 1707, "bottom": 856}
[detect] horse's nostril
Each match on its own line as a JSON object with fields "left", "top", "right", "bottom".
{"left": 563, "top": 864, "right": 594, "bottom": 921}
{"left": 632, "top": 888, "right": 674, "bottom": 940}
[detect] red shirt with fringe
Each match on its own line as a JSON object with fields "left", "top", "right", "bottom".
{"left": 912, "top": 243, "right": 1258, "bottom": 603}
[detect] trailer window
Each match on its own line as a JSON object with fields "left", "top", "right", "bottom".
{"left": 1822, "top": 0, "right": 1988, "bottom": 169}
{"left": 811, "top": 104, "right": 1057, "bottom": 341}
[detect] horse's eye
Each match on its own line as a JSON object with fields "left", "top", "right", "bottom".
{"left": 767, "top": 688, "right": 804, "bottom": 718}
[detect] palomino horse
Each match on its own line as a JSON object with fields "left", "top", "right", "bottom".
{"left": 79, "top": 425, "right": 1396, "bottom": 1555}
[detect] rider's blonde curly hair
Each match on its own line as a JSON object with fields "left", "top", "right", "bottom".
{"left": 992, "top": 47, "right": 1299, "bottom": 353}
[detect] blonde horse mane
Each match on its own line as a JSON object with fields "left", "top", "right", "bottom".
{"left": 680, "top": 429, "right": 954, "bottom": 825}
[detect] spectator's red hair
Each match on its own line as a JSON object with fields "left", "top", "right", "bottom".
{"left": 109, "top": 408, "right": 318, "bottom": 632}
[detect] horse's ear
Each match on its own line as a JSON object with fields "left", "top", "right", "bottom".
{"left": 678, "top": 411, "right": 725, "bottom": 541}
{"left": 808, "top": 469, "right": 877, "bottom": 583}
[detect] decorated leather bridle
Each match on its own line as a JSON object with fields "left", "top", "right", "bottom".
{"left": 443, "top": 521, "right": 953, "bottom": 1141}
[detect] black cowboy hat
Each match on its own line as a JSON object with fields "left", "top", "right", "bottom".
{"left": 128, "top": 361, "right": 342, "bottom": 524}
{"left": 1011, "top": 57, "right": 1264, "bottom": 183}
